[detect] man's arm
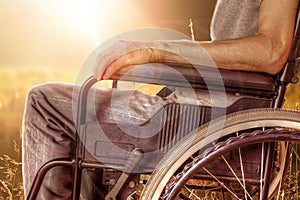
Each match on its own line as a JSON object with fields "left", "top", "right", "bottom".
{"left": 96, "top": 0, "right": 299, "bottom": 80}
{"left": 200, "top": 0, "right": 299, "bottom": 75}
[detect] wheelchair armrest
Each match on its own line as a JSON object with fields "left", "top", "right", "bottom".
{"left": 110, "top": 63, "right": 276, "bottom": 97}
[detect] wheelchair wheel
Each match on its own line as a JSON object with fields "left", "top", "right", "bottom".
{"left": 141, "top": 108, "right": 300, "bottom": 200}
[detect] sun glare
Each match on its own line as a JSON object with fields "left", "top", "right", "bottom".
{"left": 65, "top": 0, "right": 128, "bottom": 44}
{"left": 64, "top": 0, "right": 146, "bottom": 45}
{"left": 68, "top": 1, "right": 95, "bottom": 29}
{"left": 66, "top": 0, "right": 101, "bottom": 44}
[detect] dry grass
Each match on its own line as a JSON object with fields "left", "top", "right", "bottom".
{"left": 0, "top": 141, "right": 23, "bottom": 200}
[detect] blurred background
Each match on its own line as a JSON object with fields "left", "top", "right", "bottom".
{"left": 0, "top": 0, "right": 299, "bottom": 198}
{"left": 0, "top": 0, "right": 215, "bottom": 69}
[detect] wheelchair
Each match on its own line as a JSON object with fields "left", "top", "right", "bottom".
{"left": 27, "top": 8, "right": 300, "bottom": 200}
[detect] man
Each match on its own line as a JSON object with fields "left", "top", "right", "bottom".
{"left": 22, "top": 0, "right": 299, "bottom": 199}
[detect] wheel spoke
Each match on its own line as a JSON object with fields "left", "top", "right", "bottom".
{"left": 182, "top": 185, "right": 200, "bottom": 200}
{"left": 289, "top": 142, "right": 300, "bottom": 162}
{"left": 238, "top": 147, "right": 247, "bottom": 200}
{"left": 275, "top": 142, "right": 289, "bottom": 199}
{"left": 260, "top": 142, "right": 265, "bottom": 200}
{"left": 220, "top": 155, "right": 252, "bottom": 199}
{"left": 203, "top": 167, "right": 242, "bottom": 199}
{"left": 259, "top": 127, "right": 266, "bottom": 200}
{"left": 236, "top": 132, "right": 248, "bottom": 200}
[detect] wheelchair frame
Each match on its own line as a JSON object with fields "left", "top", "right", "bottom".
{"left": 27, "top": 4, "right": 300, "bottom": 200}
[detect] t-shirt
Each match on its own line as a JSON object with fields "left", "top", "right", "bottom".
{"left": 210, "top": 0, "right": 262, "bottom": 41}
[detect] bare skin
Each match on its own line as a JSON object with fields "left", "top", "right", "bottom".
{"left": 94, "top": 0, "right": 299, "bottom": 80}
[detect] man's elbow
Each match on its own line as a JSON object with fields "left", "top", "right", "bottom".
{"left": 265, "top": 40, "right": 292, "bottom": 75}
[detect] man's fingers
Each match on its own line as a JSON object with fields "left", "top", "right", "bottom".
{"left": 102, "top": 50, "right": 149, "bottom": 79}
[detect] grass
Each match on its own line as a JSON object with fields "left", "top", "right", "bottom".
{"left": 0, "top": 65, "right": 299, "bottom": 199}
{"left": 0, "top": 141, "right": 23, "bottom": 200}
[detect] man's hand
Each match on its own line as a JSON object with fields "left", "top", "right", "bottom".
{"left": 93, "top": 40, "right": 161, "bottom": 80}
{"left": 94, "top": 40, "right": 154, "bottom": 80}
{"left": 93, "top": 40, "right": 201, "bottom": 80}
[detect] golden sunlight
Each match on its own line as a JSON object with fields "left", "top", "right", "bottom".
{"left": 67, "top": 0, "right": 96, "bottom": 29}
{"left": 65, "top": 0, "right": 103, "bottom": 44}
{"left": 0, "top": 0, "right": 149, "bottom": 68}
{"left": 63, "top": 0, "right": 147, "bottom": 46}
